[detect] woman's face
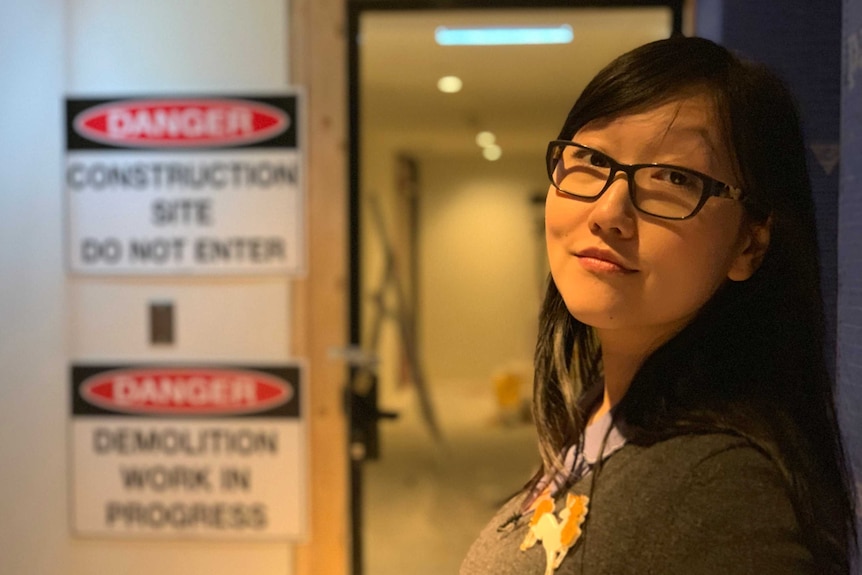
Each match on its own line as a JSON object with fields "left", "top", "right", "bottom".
{"left": 545, "top": 92, "right": 765, "bottom": 349}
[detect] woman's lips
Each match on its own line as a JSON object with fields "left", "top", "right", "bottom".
{"left": 575, "top": 249, "right": 637, "bottom": 273}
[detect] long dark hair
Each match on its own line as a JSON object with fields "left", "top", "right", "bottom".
{"left": 533, "top": 35, "right": 856, "bottom": 571}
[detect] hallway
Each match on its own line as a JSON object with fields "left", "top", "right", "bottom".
{"left": 363, "top": 379, "right": 539, "bottom": 574}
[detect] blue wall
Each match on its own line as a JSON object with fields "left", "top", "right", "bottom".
{"left": 840, "top": 0, "right": 862, "bottom": 552}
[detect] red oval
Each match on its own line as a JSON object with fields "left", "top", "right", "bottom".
{"left": 73, "top": 99, "right": 290, "bottom": 148}
{"left": 80, "top": 368, "right": 294, "bottom": 415}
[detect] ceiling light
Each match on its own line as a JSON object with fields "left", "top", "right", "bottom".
{"left": 437, "top": 75, "right": 463, "bottom": 93}
{"left": 483, "top": 144, "right": 502, "bottom": 161}
{"left": 435, "top": 25, "right": 573, "bottom": 46}
{"left": 475, "top": 131, "right": 496, "bottom": 147}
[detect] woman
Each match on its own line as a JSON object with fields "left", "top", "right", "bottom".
{"left": 460, "top": 36, "right": 856, "bottom": 574}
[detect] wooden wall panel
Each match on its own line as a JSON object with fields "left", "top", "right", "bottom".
{"left": 290, "top": 1, "right": 350, "bottom": 574}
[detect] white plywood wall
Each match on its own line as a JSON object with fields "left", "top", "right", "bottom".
{"left": 0, "top": 1, "right": 314, "bottom": 574}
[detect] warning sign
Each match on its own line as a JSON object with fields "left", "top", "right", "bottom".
{"left": 64, "top": 95, "right": 304, "bottom": 276}
{"left": 70, "top": 364, "right": 307, "bottom": 540}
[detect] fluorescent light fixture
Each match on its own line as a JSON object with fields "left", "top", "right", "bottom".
{"left": 435, "top": 25, "right": 573, "bottom": 46}
{"left": 437, "top": 75, "right": 463, "bottom": 93}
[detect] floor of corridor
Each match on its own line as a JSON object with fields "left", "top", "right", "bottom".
{"left": 361, "top": 380, "right": 540, "bottom": 575}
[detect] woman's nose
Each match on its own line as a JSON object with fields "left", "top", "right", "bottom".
{"left": 586, "top": 175, "right": 637, "bottom": 238}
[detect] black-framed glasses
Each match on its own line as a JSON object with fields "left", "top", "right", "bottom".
{"left": 546, "top": 140, "right": 745, "bottom": 220}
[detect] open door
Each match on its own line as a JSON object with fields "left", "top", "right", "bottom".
{"left": 348, "top": 3, "right": 681, "bottom": 573}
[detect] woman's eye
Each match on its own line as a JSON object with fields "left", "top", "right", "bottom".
{"left": 571, "top": 149, "right": 610, "bottom": 168}
{"left": 668, "top": 171, "right": 690, "bottom": 185}
{"left": 655, "top": 168, "right": 697, "bottom": 188}
{"left": 589, "top": 153, "right": 611, "bottom": 168}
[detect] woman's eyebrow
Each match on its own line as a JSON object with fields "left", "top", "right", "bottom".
{"left": 652, "top": 127, "right": 723, "bottom": 162}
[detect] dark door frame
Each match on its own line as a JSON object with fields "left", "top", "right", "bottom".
{"left": 345, "top": 2, "right": 684, "bottom": 573}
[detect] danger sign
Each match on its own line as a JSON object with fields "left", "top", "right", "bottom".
{"left": 64, "top": 94, "right": 305, "bottom": 276}
{"left": 70, "top": 364, "right": 307, "bottom": 540}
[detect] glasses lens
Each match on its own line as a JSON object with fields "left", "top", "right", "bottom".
{"left": 549, "top": 143, "right": 610, "bottom": 198}
{"left": 632, "top": 166, "right": 704, "bottom": 218}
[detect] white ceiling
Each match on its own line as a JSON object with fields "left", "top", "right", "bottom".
{"left": 360, "top": 7, "right": 673, "bottom": 160}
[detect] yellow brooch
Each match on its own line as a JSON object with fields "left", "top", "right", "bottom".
{"left": 519, "top": 491, "right": 590, "bottom": 575}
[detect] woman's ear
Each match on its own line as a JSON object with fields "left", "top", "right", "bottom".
{"left": 727, "top": 216, "right": 772, "bottom": 282}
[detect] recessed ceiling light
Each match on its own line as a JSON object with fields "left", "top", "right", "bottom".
{"left": 437, "top": 75, "right": 463, "bottom": 93}
{"left": 483, "top": 144, "right": 502, "bottom": 161}
{"left": 435, "top": 25, "right": 573, "bottom": 46}
{"left": 475, "top": 131, "right": 496, "bottom": 147}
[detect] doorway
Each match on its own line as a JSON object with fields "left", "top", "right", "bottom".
{"left": 347, "top": 3, "right": 680, "bottom": 574}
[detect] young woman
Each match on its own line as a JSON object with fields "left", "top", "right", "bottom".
{"left": 460, "top": 36, "right": 856, "bottom": 574}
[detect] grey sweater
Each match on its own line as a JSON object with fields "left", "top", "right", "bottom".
{"left": 460, "top": 433, "right": 816, "bottom": 574}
